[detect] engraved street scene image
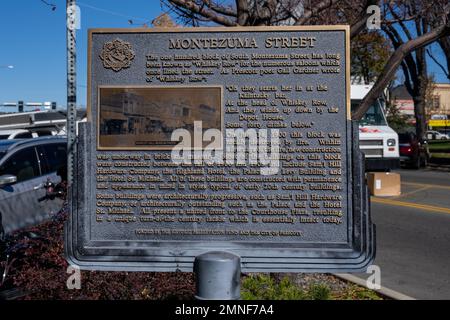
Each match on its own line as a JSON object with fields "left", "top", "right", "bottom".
{"left": 98, "top": 87, "right": 222, "bottom": 149}
{"left": 1, "top": 0, "right": 450, "bottom": 306}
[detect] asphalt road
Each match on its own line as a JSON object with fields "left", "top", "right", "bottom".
{"left": 355, "top": 168, "right": 450, "bottom": 300}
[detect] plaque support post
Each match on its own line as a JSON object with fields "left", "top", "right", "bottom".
{"left": 194, "top": 251, "right": 241, "bottom": 300}
{"left": 66, "top": 0, "right": 77, "bottom": 187}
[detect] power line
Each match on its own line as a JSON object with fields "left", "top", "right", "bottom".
{"left": 40, "top": 0, "right": 155, "bottom": 26}
{"left": 77, "top": 1, "right": 149, "bottom": 23}
{"left": 40, "top": 0, "right": 56, "bottom": 11}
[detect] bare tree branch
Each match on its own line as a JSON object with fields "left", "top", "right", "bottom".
{"left": 383, "top": 23, "right": 420, "bottom": 95}
{"left": 353, "top": 22, "right": 450, "bottom": 120}
{"left": 203, "top": 1, "right": 237, "bottom": 17}
{"left": 388, "top": 3, "right": 414, "bottom": 41}
{"left": 437, "top": 37, "right": 450, "bottom": 80}
{"left": 258, "top": 0, "right": 277, "bottom": 25}
{"left": 427, "top": 47, "right": 450, "bottom": 79}
{"left": 400, "top": 60, "right": 414, "bottom": 95}
{"left": 164, "top": 0, "right": 450, "bottom": 124}
{"left": 350, "top": 17, "right": 369, "bottom": 39}
{"left": 295, "top": 0, "right": 339, "bottom": 25}
{"left": 349, "top": 0, "right": 379, "bottom": 38}
{"left": 236, "top": 0, "right": 249, "bottom": 26}
{"left": 168, "top": 0, "right": 237, "bottom": 26}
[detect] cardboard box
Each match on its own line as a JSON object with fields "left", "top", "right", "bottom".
{"left": 366, "top": 172, "right": 401, "bottom": 197}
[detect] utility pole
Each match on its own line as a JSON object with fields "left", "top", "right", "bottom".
{"left": 66, "top": 0, "right": 77, "bottom": 186}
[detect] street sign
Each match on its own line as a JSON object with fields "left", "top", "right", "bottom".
{"left": 429, "top": 119, "right": 450, "bottom": 127}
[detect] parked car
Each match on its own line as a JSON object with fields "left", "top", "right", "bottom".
{"left": 425, "top": 130, "right": 450, "bottom": 140}
{"left": 0, "top": 137, "right": 66, "bottom": 238}
{"left": 0, "top": 129, "right": 57, "bottom": 140}
{"left": 430, "top": 114, "right": 448, "bottom": 120}
{"left": 399, "top": 132, "right": 429, "bottom": 169}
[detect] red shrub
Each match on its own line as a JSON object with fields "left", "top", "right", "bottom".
{"left": 6, "top": 205, "right": 195, "bottom": 300}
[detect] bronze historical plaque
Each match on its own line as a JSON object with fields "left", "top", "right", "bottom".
{"left": 66, "top": 26, "right": 374, "bottom": 272}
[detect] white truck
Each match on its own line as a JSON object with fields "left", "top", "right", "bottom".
{"left": 351, "top": 84, "right": 400, "bottom": 171}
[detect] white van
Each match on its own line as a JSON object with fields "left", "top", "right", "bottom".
{"left": 351, "top": 84, "right": 400, "bottom": 171}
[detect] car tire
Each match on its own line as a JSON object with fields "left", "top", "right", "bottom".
{"left": 420, "top": 155, "right": 427, "bottom": 168}
{"left": 0, "top": 212, "right": 4, "bottom": 243}
{"left": 412, "top": 156, "right": 420, "bottom": 169}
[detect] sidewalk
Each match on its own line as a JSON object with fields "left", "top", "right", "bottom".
{"left": 334, "top": 273, "right": 415, "bottom": 300}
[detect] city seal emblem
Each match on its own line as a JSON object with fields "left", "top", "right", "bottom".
{"left": 99, "top": 39, "right": 135, "bottom": 72}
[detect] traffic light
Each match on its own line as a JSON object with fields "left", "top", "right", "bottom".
{"left": 51, "top": 101, "right": 57, "bottom": 110}
{"left": 18, "top": 100, "right": 24, "bottom": 113}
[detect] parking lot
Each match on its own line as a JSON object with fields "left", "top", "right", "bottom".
{"left": 356, "top": 168, "right": 450, "bottom": 299}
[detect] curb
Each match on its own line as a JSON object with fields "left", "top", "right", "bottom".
{"left": 333, "top": 273, "right": 416, "bottom": 300}
{"left": 426, "top": 164, "right": 450, "bottom": 172}
{"left": 0, "top": 288, "right": 28, "bottom": 300}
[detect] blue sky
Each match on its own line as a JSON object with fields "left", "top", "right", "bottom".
{"left": 0, "top": 0, "right": 448, "bottom": 111}
{"left": 0, "top": 0, "right": 163, "bottom": 110}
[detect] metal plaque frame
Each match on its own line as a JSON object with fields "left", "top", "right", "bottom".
{"left": 65, "top": 26, "right": 375, "bottom": 273}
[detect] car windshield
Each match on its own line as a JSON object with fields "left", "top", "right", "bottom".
{"left": 0, "top": 135, "right": 10, "bottom": 140}
{"left": 351, "top": 99, "right": 387, "bottom": 126}
{"left": 398, "top": 133, "right": 412, "bottom": 143}
{"left": 0, "top": 140, "right": 20, "bottom": 154}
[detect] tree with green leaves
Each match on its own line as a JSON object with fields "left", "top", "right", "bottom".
{"left": 351, "top": 31, "right": 392, "bottom": 84}
{"left": 385, "top": 99, "right": 410, "bottom": 133}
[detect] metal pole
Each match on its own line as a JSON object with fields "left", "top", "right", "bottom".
{"left": 194, "top": 251, "right": 241, "bottom": 300}
{"left": 66, "top": 0, "right": 77, "bottom": 186}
